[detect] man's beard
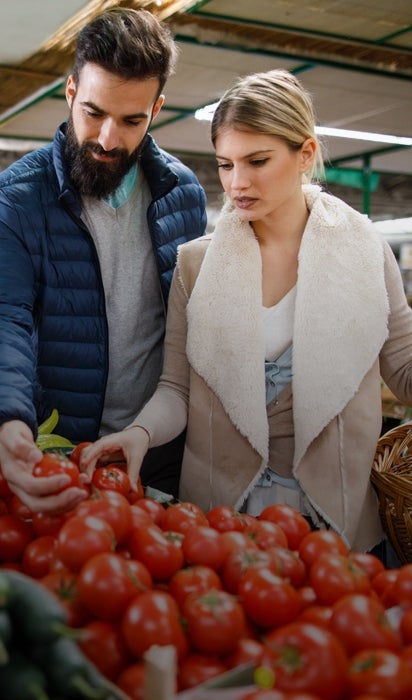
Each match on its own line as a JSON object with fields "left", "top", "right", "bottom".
{"left": 64, "top": 115, "right": 144, "bottom": 199}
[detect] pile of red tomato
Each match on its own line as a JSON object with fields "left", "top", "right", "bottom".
{"left": 2, "top": 451, "right": 412, "bottom": 700}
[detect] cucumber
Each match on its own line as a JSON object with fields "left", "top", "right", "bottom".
{"left": 0, "top": 608, "right": 12, "bottom": 664}
{"left": 0, "top": 650, "right": 49, "bottom": 700}
{"left": 0, "top": 569, "right": 68, "bottom": 644}
{"left": 33, "top": 635, "right": 111, "bottom": 699}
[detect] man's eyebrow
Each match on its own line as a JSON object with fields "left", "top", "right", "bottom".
{"left": 80, "top": 100, "right": 149, "bottom": 119}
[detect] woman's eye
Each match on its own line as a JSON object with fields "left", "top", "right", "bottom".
{"left": 251, "top": 158, "right": 268, "bottom": 167}
{"left": 217, "top": 163, "right": 232, "bottom": 170}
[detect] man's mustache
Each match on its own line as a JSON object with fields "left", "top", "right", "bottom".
{"left": 86, "top": 142, "right": 127, "bottom": 159}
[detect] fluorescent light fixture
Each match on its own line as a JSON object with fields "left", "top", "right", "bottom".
{"left": 316, "top": 126, "right": 412, "bottom": 146}
{"left": 0, "top": 138, "right": 50, "bottom": 152}
{"left": 194, "top": 103, "right": 412, "bottom": 147}
{"left": 195, "top": 102, "right": 219, "bottom": 122}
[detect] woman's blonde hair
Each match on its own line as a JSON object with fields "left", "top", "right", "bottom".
{"left": 211, "top": 69, "right": 324, "bottom": 181}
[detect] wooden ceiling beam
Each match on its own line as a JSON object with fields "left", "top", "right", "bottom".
{"left": 168, "top": 13, "right": 412, "bottom": 79}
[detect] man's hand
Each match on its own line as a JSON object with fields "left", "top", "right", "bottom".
{"left": 0, "top": 420, "right": 88, "bottom": 513}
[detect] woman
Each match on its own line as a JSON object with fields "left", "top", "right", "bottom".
{"left": 83, "top": 69, "right": 412, "bottom": 554}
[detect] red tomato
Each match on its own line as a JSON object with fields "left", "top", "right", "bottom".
{"left": 296, "top": 585, "right": 318, "bottom": 611}
{"left": 402, "top": 644, "right": 412, "bottom": 674}
{"left": 70, "top": 441, "right": 93, "bottom": 465}
{"left": 259, "top": 504, "right": 312, "bottom": 550}
{"left": 221, "top": 548, "right": 274, "bottom": 594}
{"left": 349, "top": 696, "right": 389, "bottom": 700}
{"left": 400, "top": 608, "right": 412, "bottom": 645}
{"left": 241, "top": 692, "right": 320, "bottom": 700}
{"left": 371, "top": 568, "right": 400, "bottom": 608}
{"left": 392, "top": 563, "right": 412, "bottom": 608}
{"left": 183, "top": 588, "right": 247, "bottom": 655}
{"left": 221, "top": 530, "right": 258, "bottom": 556}
{"left": 267, "top": 545, "right": 307, "bottom": 588}
{"left": 329, "top": 593, "right": 402, "bottom": 655}
{"left": 348, "top": 552, "right": 385, "bottom": 581}
{"left": 0, "top": 513, "right": 33, "bottom": 562}
{"left": 126, "top": 476, "right": 145, "bottom": 504}
{"left": 244, "top": 518, "right": 288, "bottom": 550}
{"left": 22, "top": 535, "right": 57, "bottom": 578}
{"left": 348, "top": 649, "right": 412, "bottom": 700}
{"left": 206, "top": 505, "right": 247, "bottom": 532}
{"left": 133, "top": 497, "right": 165, "bottom": 526}
{"left": 92, "top": 464, "right": 131, "bottom": 496}
{"left": 262, "top": 622, "right": 349, "bottom": 700}
{"left": 309, "top": 553, "right": 371, "bottom": 605}
{"left": 169, "top": 565, "right": 222, "bottom": 609}
{"left": 32, "top": 452, "right": 80, "bottom": 491}
{"left": 161, "top": 502, "right": 208, "bottom": 534}
{"left": 78, "top": 619, "right": 130, "bottom": 681}
{"left": 0, "top": 467, "right": 13, "bottom": 499}
{"left": 128, "top": 503, "right": 154, "bottom": 529}
{"left": 178, "top": 652, "right": 227, "bottom": 691}
{"left": 7, "top": 494, "right": 33, "bottom": 521}
{"left": 75, "top": 489, "right": 133, "bottom": 546}
{"left": 298, "top": 530, "right": 349, "bottom": 568}
{"left": 298, "top": 604, "right": 333, "bottom": 632}
{"left": 182, "top": 525, "right": 227, "bottom": 571}
{"left": 226, "top": 637, "right": 266, "bottom": 669}
{"left": 116, "top": 663, "right": 146, "bottom": 700}
{"left": 128, "top": 523, "right": 184, "bottom": 581}
{"left": 40, "top": 570, "right": 90, "bottom": 627}
{"left": 121, "top": 589, "right": 188, "bottom": 660}
{"left": 56, "top": 514, "right": 115, "bottom": 571}
{"left": 238, "top": 566, "right": 301, "bottom": 629}
{"left": 31, "top": 510, "right": 67, "bottom": 537}
{"left": 77, "top": 551, "right": 152, "bottom": 621}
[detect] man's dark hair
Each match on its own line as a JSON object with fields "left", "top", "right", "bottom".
{"left": 73, "top": 7, "right": 178, "bottom": 94}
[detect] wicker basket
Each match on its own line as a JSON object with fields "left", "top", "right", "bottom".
{"left": 371, "top": 421, "right": 412, "bottom": 564}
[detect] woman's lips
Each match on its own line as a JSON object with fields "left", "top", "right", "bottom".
{"left": 234, "top": 197, "right": 257, "bottom": 209}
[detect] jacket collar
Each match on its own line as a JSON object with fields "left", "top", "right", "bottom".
{"left": 186, "top": 185, "right": 389, "bottom": 465}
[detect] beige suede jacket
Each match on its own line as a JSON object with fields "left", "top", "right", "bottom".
{"left": 137, "top": 185, "right": 412, "bottom": 552}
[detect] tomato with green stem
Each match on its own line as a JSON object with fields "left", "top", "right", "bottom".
{"left": 182, "top": 588, "right": 247, "bottom": 655}
{"left": 169, "top": 565, "right": 222, "bottom": 609}
{"left": 76, "top": 551, "right": 152, "bottom": 621}
{"left": 329, "top": 593, "right": 401, "bottom": 655}
{"left": 261, "top": 621, "right": 349, "bottom": 700}
{"left": 348, "top": 649, "right": 412, "bottom": 700}
{"left": 91, "top": 464, "right": 131, "bottom": 496}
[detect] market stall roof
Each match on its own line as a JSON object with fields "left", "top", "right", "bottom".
{"left": 0, "top": 0, "right": 411, "bottom": 176}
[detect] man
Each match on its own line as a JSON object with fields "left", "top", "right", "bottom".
{"left": 0, "top": 8, "right": 207, "bottom": 513}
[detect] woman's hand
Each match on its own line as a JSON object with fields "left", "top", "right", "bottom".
{"left": 80, "top": 426, "right": 150, "bottom": 491}
{"left": 0, "top": 420, "right": 88, "bottom": 513}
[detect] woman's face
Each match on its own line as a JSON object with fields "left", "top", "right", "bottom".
{"left": 214, "top": 128, "right": 314, "bottom": 223}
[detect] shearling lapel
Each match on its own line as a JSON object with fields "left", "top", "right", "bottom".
{"left": 185, "top": 186, "right": 389, "bottom": 472}
{"left": 292, "top": 186, "right": 389, "bottom": 468}
{"left": 186, "top": 200, "right": 269, "bottom": 462}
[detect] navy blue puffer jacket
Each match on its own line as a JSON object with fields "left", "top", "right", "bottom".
{"left": 0, "top": 124, "right": 206, "bottom": 442}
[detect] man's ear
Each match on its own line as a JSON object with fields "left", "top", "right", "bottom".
{"left": 65, "top": 74, "right": 76, "bottom": 109}
{"left": 151, "top": 95, "right": 165, "bottom": 122}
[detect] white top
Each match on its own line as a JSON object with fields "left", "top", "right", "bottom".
{"left": 262, "top": 285, "right": 296, "bottom": 361}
